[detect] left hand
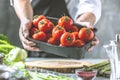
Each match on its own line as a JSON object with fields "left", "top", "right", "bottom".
{"left": 76, "top": 21, "right": 99, "bottom": 52}
{"left": 19, "top": 19, "right": 40, "bottom": 51}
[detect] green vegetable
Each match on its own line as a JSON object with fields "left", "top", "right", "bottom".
{"left": 0, "top": 34, "right": 15, "bottom": 54}
{"left": 0, "top": 40, "right": 9, "bottom": 44}
{"left": 87, "top": 60, "right": 110, "bottom": 70}
{"left": 12, "top": 61, "right": 26, "bottom": 69}
{"left": 82, "top": 60, "right": 111, "bottom": 78}
{"left": 29, "top": 71, "right": 75, "bottom": 80}
{"left": 0, "top": 44, "right": 15, "bottom": 54}
{"left": 98, "top": 64, "right": 111, "bottom": 77}
{"left": 0, "top": 34, "right": 75, "bottom": 80}
{"left": 0, "top": 34, "right": 10, "bottom": 42}
{"left": 13, "top": 68, "right": 30, "bottom": 79}
{"left": 7, "top": 47, "right": 28, "bottom": 62}
{"left": 97, "top": 64, "right": 110, "bottom": 72}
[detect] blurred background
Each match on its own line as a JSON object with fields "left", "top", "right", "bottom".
{"left": 0, "top": 0, "right": 120, "bottom": 59}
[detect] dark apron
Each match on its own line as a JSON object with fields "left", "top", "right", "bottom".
{"left": 30, "top": 0, "right": 78, "bottom": 58}
{"left": 31, "top": 0, "right": 71, "bottom": 18}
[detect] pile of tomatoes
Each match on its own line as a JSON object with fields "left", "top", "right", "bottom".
{"left": 30, "top": 15, "right": 94, "bottom": 48}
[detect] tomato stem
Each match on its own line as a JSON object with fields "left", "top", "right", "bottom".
{"left": 34, "top": 30, "right": 40, "bottom": 34}
{"left": 40, "top": 21, "right": 44, "bottom": 25}
{"left": 33, "top": 15, "right": 39, "bottom": 19}
{"left": 56, "top": 26, "right": 62, "bottom": 30}
{"left": 64, "top": 17, "right": 69, "bottom": 22}
{"left": 86, "top": 28, "right": 90, "bottom": 34}
{"left": 67, "top": 36, "right": 72, "bottom": 41}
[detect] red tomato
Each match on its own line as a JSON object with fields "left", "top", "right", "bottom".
{"left": 60, "top": 32, "right": 75, "bottom": 47}
{"left": 78, "top": 28, "right": 94, "bottom": 42}
{"left": 30, "top": 27, "right": 39, "bottom": 36}
{"left": 68, "top": 25, "right": 79, "bottom": 32}
{"left": 52, "top": 25, "right": 66, "bottom": 41}
{"left": 72, "top": 32, "right": 79, "bottom": 40}
{"left": 38, "top": 18, "right": 54, "bottom": 33}
{"left": 32, "top": 31, "right": 47, "bottom": 42}
{"left": 32, "top": 15, "right": 46, "bottom": 27}
{"left": 58, "top": 16, "right": 73, "bottom": 31}
{"left": 47, "top": 37, "right": 59, "bottom": 45}
{"left": 73, "top": 40, "right": 85, "bottom": 48}
{"left": 46, "top": 33, "right": 52, "bottom": 40}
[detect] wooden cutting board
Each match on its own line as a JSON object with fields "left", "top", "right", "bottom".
{"left": 25, "top": 59, "right": 93, "bottom": 73}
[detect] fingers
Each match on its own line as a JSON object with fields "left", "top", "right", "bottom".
{"left": 22, "top": 26, "right": 29, "bottom": 38}
{"left": 76, "top": 21, "right": 93, "bottom": 28}
{"left": 92, "top": 36, "right": 99, "bottom": 46}
{"left": 19, "top": 23, "right": 40, "bottom": 51}
{"left": 19, "top": 25, "right": 35, "bottom": 46}
{"left": 21, "top": 41, "right": 40, "bottom": 51}
{"left": 87, "top": 36, "right": 99, "bottom": 52}
{"left": 87, "top": 45, "right": 94, "bottom": 52}
{"left": 21, "top": 21, "right": 32, "bottom": 38}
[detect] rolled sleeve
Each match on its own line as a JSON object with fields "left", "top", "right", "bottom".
{"left": 75, "top": 0, "right": 101, "bottom": 25}
{"left": 10, "top": 0, "right": 32, "bottom": 6}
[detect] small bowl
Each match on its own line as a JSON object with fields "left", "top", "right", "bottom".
{"left": 75, "top": 69, "right": 98, "bottom": 80}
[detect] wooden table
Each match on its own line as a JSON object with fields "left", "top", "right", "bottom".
{"left": 26, "top": 58, "right": 110, "bottom": 80}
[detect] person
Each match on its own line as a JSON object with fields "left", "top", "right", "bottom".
{"left": 10, "top": 0, "right": 101, "bottom": 58}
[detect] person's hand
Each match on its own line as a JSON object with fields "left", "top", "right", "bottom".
{"left": 19, "top": 19, "right": 40, "bottom": 51}
{"left": 76, "top": 21, "right": 99, "bottom": 52}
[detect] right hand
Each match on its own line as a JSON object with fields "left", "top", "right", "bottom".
{"left": 19, "top": 19, "right": 40, "bottom": 51}
{"left": 76, "top": 21, "right": 99, "bottom": 52}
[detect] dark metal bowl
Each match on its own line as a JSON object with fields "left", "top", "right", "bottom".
{"left": 28, "top": 37, "right": 91, "bottom": 59}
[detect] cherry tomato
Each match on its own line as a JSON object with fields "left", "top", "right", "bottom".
{"left": 78, "top": 27, "right": 94, "bottom": 42}
{"left": 72, "top": 26, "right": 79, "bottom": 32}
{"left": 38, "top": 18, "right": 54, "bottom": 33}
{"left": 32, "top": 15, "right": 46, "bottom": 27}
{"left": 73, "top": 40, "right": 85, "bottom": 48}
{"left": 68, "top": 25, "right": 79, "bottom": 32}
{"left": 32, "top": 31, "right": 47, "bottom": 42}
{"left": 46, "top": 33, "right": 52, "bottom": 40}
{"left": 58, "top": 16, "right": 73, "bottom": 31}
{"left": 47, "top": 37, "right": 59, "bottom": 45}
{"left": 60, "top": 32, "right": 75, "bottom": 47}
{"left": 52, "top": 25, "right": 66, "bottom": 41}
{"left": 72, "top": 32, "right": 79, "bottom": 40}
{"left": 30, "top": 27, "right": 39, "bottom": 36}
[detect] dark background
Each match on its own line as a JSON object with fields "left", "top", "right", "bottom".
{"left": 0, "top": 0, "right": 120, "bottom": 59}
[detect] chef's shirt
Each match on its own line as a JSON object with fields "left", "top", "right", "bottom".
{"left": 10, "top": 0, "right": 101, "bottom": 25}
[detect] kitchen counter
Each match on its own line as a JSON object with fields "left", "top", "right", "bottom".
{"left": 26, "top": 58, "right": 110, "bottom": 80}
{"left": 26, "top": 57, "right": 107, "bottom": 63}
